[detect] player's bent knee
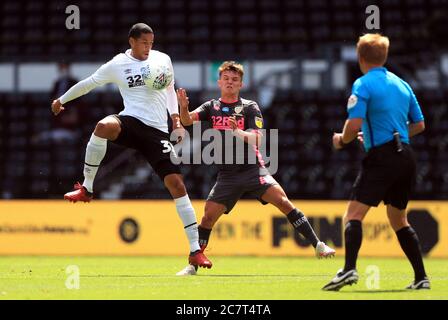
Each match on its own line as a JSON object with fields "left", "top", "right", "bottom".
{"left": 94, "top": 121, "right": 120, "bottom": 140}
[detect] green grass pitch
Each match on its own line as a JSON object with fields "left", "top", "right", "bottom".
{"left": 0, "top": 256, "right": 446, "bottom": 300}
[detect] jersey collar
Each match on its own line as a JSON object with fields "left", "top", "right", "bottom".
{"left": 125, "top": 49, "right": 145, "bottom": 62}
{"left": 219, "top": 97, "right": 241, "bottom": 106}
{"left": 369, "top": 66, "right": 387, "bottom": 73}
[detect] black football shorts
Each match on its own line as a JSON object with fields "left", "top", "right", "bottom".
{"left": 112, "top": 115, "right": 181, "bottom": 180}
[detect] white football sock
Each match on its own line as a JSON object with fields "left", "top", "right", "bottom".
{"left": 82, "top": 134, "right": 107, "bottom": 193}
{"left": 174, "top": 194, "right": 201, "bottom": 252}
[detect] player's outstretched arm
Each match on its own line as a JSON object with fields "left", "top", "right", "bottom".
{"left": 177, "top": 88, "right": 198, "bottom": 126}
{"left": 51, "top": 60, "right": 114, "bottom": 117}
{"left": 50, "top": 76, "right": 103, "bottom": 116}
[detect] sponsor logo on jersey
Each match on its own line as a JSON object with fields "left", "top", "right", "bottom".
{"left": 255, "top": 117, "right": 263, "bottom": 129}
{"left": 124, "top": 68, "right": 132, "bottom": 74}
{"left": 222, "top": 107, "right": 229, "bottom": 112}
{"left": 211, "top": 116, "right": 245, "bottom": 130}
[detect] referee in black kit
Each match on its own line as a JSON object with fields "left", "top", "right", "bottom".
{"left": 322, "top": 34, "right": 429, "bottom": 291}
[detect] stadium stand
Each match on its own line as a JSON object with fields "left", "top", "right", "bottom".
{"left": 1, "top": 0, "right": 447, "bottom": 199}
{"left": 1, "top": 0, "right": 447, "bottom": 61}
{"left": 1, "top": 87, "right": 447, "bottom": 200}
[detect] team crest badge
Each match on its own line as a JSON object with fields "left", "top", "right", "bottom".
{"left": 234, "top": 106, "right": 243, "bottom": 114}
{"left": 347, "top": 94, "right": 358, "bottom": 110}
{"left": 141, "top": 65, "right": 150, "bottom": 80}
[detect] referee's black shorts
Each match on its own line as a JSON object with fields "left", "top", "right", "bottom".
{"left": 112, "top": 115, "right": 181, "bottom": 180}
{"left": 350, "top": 141, "right": 416, "bottom": 210}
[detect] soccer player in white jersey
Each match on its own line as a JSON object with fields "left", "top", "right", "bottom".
{"left": 50, "top": 23, "right": 212, "bottom": 269}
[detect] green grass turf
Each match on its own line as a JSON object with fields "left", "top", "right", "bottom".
{"left": 0, "top": 256, "right": 446, "bottom": 300}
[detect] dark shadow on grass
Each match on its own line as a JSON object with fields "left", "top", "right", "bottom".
{"left": 202, "top": 275, "right": 318, "bottom": 277}
{"left": 338, "top": 289, "right": 409, "bottom": 293}
{"left": 81, "top": 275, "right": 173, "bottom": 278}
{"left": 81, "top": 274, "right": 326, "bottom": 278}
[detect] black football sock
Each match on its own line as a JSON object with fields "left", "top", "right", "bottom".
{"left": 396, "top": 226, "right": 427, "bottom": 281}
{"left": 344, "top": 220, "right": 363, "bottom": 272}
{"left": 286, "top": 209, "right": 319, "bottom": 248}
{"left": 198, "top": 225, "right": 212, "bottom": 249}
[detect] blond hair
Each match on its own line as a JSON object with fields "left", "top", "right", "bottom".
{"left": 218, "top": 61, "right": 244, "bottom": 80}
{"left": 357, "top": 33, "right": 390, "bottom": 65}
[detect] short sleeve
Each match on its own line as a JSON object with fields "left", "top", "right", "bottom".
{"left": 347, "top": 78, "right": 369, "bottom": 119}
{"left": 245, "top": 102, "right": 264, "bottom": 130}
{"left": 406, "top": 84, "right": 424, "bottom": 123}
{"left": 193, "top": 100, "right": 212, "bottom": 122}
